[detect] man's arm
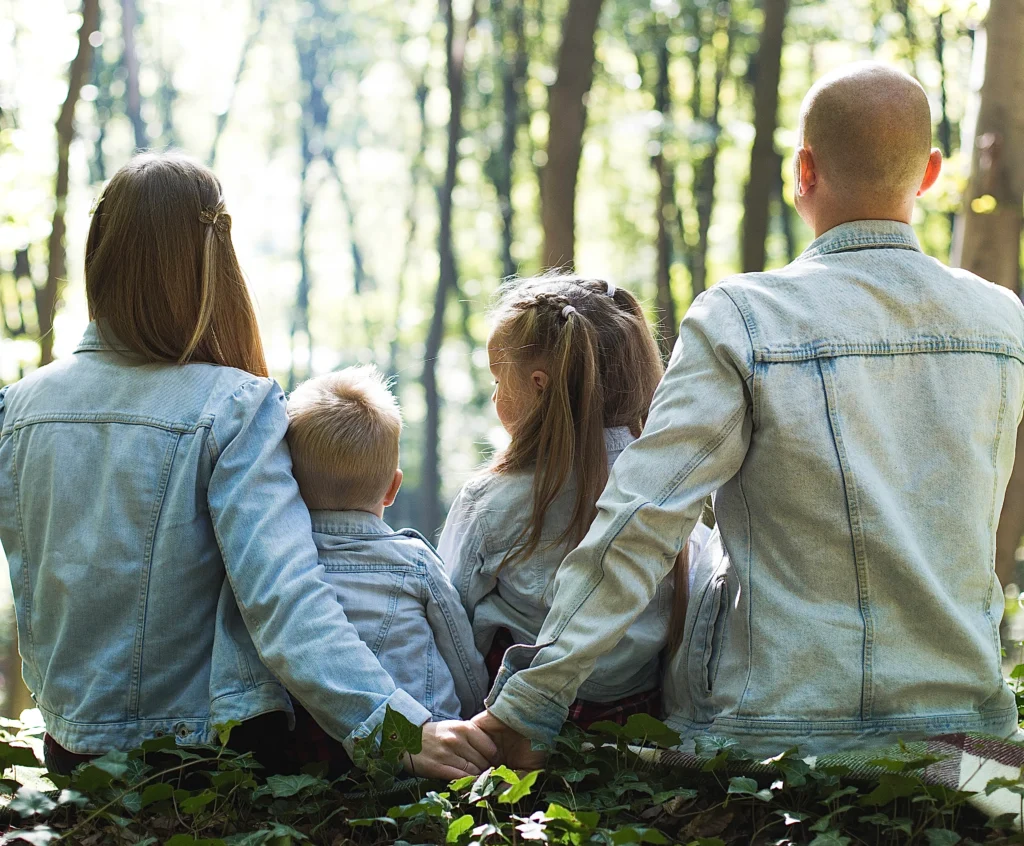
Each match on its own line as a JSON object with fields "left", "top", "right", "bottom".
{"left": 484, "top": 286, "right": 755, "bottom": 745}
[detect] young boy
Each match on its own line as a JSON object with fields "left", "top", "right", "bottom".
{"left": 286, "top": 366, "right": 487, "bottom": 721}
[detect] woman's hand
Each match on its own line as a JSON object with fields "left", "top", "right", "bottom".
{"left": 402, "top": 720, "right": 500, "bottom": 780}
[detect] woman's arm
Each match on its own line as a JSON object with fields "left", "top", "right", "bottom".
{"left": 208, "top": 378, "right": 494, "bottom": 775}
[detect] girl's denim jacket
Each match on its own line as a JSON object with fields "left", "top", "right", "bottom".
{"left": 310, "top": 510, "right": 488, "bottom": 720}
{"left": 438, "top": 429, "right": 711, "bottom": 702}
{"left": 485, "top": 221, "right": 1024, "bottom": 755}
{"left": 0, "top": 323, "right": 431, "bottom": 755}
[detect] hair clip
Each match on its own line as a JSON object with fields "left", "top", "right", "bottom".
{"left": 89, "top": 193, "right": 104, "bottom": 216}
{"left": 199, "top": 206, "right": 231, "bottom": 242}
{"left": 605, "top": 282, "right": 617, "bottom": 298}
{"left": 561, "top": 304, "right": 577, "bottom": 320}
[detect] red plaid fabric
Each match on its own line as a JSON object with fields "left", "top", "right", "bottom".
{"left": 485, "top": 627, "right": 662, "bottom": 730}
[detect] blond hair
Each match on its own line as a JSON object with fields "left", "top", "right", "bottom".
{"left": 286, "top": 366, "right": 402, "bottom": 511}
{"left": 85, "top": 151, "right": 267, "bottom": 377}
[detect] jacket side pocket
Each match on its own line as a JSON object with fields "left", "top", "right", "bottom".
{"left": 688, "top": 575, "right": 729, "bottom": 700}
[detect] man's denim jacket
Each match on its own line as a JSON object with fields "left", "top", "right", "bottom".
{"left": 487, "top": 221, "right": 1024, "bottom": 755}
{"left": 438, "top": 428, "right": 711, "bottom": 702}
{"left": 311, "top": 510, "right": 487, "bottom": 720}
{"left": 0, "top": 323, "right": 431, "bottom": 755}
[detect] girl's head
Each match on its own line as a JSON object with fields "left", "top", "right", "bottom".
{"left": 85, "top": 152, "right": 267, "bottom": 377}
{"left": 488, "top": 274, "right": 664, "bottom": 566}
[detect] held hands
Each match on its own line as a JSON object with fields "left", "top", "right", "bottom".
{"left": 403, "top": 720, "right": 500, "bottom": 780}
{"left": 470, "top": 710, "right": 547, "bottom": 771}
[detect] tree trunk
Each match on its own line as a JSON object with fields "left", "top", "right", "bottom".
{"left": 951, "top": 0, "right": 1024, "bottom": 587}
{"left": 741, "top": 0, "right": 787, "bottom": 273}
{"left": 540, "top": 0, "right": 604, "bottom": 270}
{"left": 37, "top": 0, "right": 100, "bottom": 367}
{"left": 492, "top": 0, "right": 526, "bottom": 280}
{"left": 121, "top": 0, "right": 147, "bottom": 151}
{"left": 421, "top": 0, "right": 475, "bottom": 537}
{"left": 651, "top": 36, "right": 677, "bottom": 355}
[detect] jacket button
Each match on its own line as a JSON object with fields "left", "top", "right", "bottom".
{"left": 176, "top": 726, "right": 189, "bottom": 739}
{"left": 153, "top": 729, "right": 165, "bottom": 737}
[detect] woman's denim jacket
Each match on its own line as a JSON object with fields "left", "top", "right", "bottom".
{"left": 311, "top": 510, "right": 488, "bottom": 720}
{"left": 0, "top": 323, "right": 431, "bottom": 755}
{"left": 438, "top": 428, "right": 711, "bottom": 702}
{"left": 486, "top": 221, "right": 1024, "bottom": 755}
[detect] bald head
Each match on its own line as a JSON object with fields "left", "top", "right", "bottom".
{"left": 799, "top": 62, "right": 932, "bottom": 204}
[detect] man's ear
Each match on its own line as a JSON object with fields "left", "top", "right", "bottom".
{"left": 383, "top": 468, "right": 403, "bottom": 508}
{"left": 531, "top": 370, "right": 549, "bottom": 393}
{"left": 917, "top": 148, "right": 943, "bottom": 196}
{"left": 796, "top": 147, "right": 817, "bottom": 197}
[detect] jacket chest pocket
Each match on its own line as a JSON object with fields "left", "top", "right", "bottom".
{"left": 688, "top": 574, "right": 729, "bottom": 699}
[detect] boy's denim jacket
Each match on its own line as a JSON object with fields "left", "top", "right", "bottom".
{"left": 0, "top": 323, "right": 432, "bottom": 755}
{"left": 486, "top": 221, "right": 1024, "bottom": 755}
{"left": 438, "top": 428, "right": 711, "bottom": 702}
{"left": 311, "top": 510, "right": 487, "bottom": 720}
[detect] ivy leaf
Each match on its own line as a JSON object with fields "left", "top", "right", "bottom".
{"left": 560, "top": 767, "right": 599, "bottom": 784}
{"left": 2, "top": 826, "right": 60, "bottom": 846}
{"left": 924, "top": 830, "right": 961, "bottom": 846}
{"left": 448, "top": 775, "right": 477, "bottom": 791}
{"left": 0, "top": 740, "right": 40, "bottom": 769}
{"left": 9, "top": 787, "right": 57, "bottom": 818}
{"left": 1009, "top": 664, "right": 1024, "bottom": 679}
{"left": 491, "top": 765, "right": 520, "bottom": 785}
{"left": 858, "top": 774, "right": 921, "bottom": 805}
{"left": 808, "top": 832, "right": 851, "bottom": 846}
{"left": 498, "top": 769, "right": 540, "bottom": 804}
{"left": 726, "top": 776, "right": 759, "bottom": 796}
{"left": 262, "top": 773, "right": 328, "bottom": 799}
{"left": 984, "top": 774, "right": 1024, "bottom": 796}
{"left": 140, "top": 782, "right": 175, "bottom": 808}
{"left": 617, "top": 714, "right": 681, "bottom": 748}
{"left": 446, "top": 813, "right": 475, "bottom": 843}
{"left": 180, "top": 789, "right": 218, "bottom": 814}
{"left": 380, "top": 707, "right": 423, "bottom": 761}
{"left": 609, "top": 826, "right": 669, "bottom": 844}
{"left": 214, "top": 720, "right": 242, "bottom": 747}
{"left": 91, "top": 749, "right": 130, "bottom": 780}
{"left": 774, "top": 810, "right": 808, "bottom": 826}
{"left": 137, "top": 735, "right": 178, "bottom": 755}
{"left": 56, "top": 789, "right": 88, "bottom": 809}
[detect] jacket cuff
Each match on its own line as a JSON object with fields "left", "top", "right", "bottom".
{"left": 343, "top": 689, "right": 432, "bottom": 760}
{"left": 486, "top": 665, "right": 566, "bottom": 745}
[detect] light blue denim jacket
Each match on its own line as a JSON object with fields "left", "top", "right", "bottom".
{"left": 0, "top": 323, "right": 431, "bottom": 755}
{"left": 311, "top": 510, "right": 487, "bottom": 720}
{"left": 487, "top": 221, "right": 1024, "bottom": 755}
{"left": 438, "top": 428, "right": 712, "bottom": 702}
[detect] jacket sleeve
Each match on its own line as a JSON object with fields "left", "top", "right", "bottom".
{"left": 207, "top": 378, "right": 431, "bottom": 755}
{"left": 436, "top": 484, "right": 495, "bottom": 621}
{"left": 422, "top": 552, "right": 489, "bottom": 718}
{"left": 486, "top": 286, "right": 755, "bottom": 742}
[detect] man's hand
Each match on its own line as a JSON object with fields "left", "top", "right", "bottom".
{"left": 403, "top": 720, "right": 499, "bottom": 780}
{"left": 471, "top": 710, "right": 547, "bottom": 771}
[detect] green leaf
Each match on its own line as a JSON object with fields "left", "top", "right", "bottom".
{"left": 180, "top": 789, "right": 218, "bottom": 814}
{"left": 56, "top": 789, "right": 88, "bottom": 808}
{"left": 617, "top": 714, "right": 681, "bottom": 747}
{"left": 2, "top": 826, "right": 60, "bottom": 846}
{"left": 685, "top": 840, "right": 725, "bottom": 846}
{"left": 726, "top": 776, "right": 759, "bottom": 796}
{"left": 91, "top": 749, "right": 130, "bottom": 780}
{"left": 858, "top": 773, "right": 921, "bottom": 805}
{"left": 651, "top": 787, "right": 698, "bottom": 804}
{"left": 447, "top": 813, "right": 475, "bottom": 843}
{"left": 209, "top": 769, "right": 257, "bottom": 790}
{"left": 984, "top": 774, "right": 1024, "bottom": 796}
{"left": 1009, "top": 663, "right": 1024, "bottom": 679}
{"left": 164, "top": 836, "right": 227, "bottom": 846}
{"left": 448, "top": 775, "right": 476, "bottom": 791}
{"left": 775, "top": 809, "right": 808, "bottom": 825}
{"left": 611, "top": 826, "right": 669, "bottom": 844}
{"left": 808, "top": 833, "right": 851, "bottom": 846}
{"left": 9, "top": 786, "right": 57, "bottom": 818}
{"left": 263, "top": 773, "right": 328, "bottom": 799}
{"left": 140, "top": 782, "right": 174, "bottom": 808}
{"left": 213, "top": 719, "right": 242, "bottom": 747}
{"left": 560, "top": 766, "right": 599, "bottom": 784}
{"left": 137, "top": 735, "right": 179, "bottom": 755}
{"left": 380, "top": 707, "right": 423, "bottom": 761}
{"left": 0, "top": 740, "right": 40, "bottom": 769}
{"left": 586, "top": 720, "right": 625, "bottom": 738}
{"left": 491, "top": 765, "right": 520, "bottom": 785}
{"left": 348, "top": 817, "right": 397, "bottom": 828}
{"left": 924, "top": 830, "right": 961, "bottom": 846}
{"left": 498, "top": 769, "right": 540, "bottom": 804}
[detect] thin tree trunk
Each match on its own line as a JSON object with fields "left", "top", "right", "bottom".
{"left": 121, "top": 0, "right": 147, "bottom": 151}
{"left": 651, "top": 35, "right": 677, "bottom": 355}
{"left": 37, "top": 0, "right": 100, "bottom": 367}
{"left": 208, "top": 0, "right": 267, "bottom": 167}
{"left": 935, "top": 13, "right": 955, "bottom": 243}
{"left": 741, "top": 0, "right": 787, "bottom": 273}
{"left": 951, "top": 0, "right": 1024, "bottom": 587}
{"left": 422, "top": 0, "right": 475, "bottom": 536}
{"left": 493, "top": 0, "right": 526, "bottom": 280}
{"left": 540, "top": 0, "right": 604, "bottom": 270}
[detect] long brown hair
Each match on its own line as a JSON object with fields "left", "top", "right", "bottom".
{"left": 85, "top": 152, "right": 268, "bottom": 377}
{"left": 490, "top": 275, "right": 664, "bottom": 569}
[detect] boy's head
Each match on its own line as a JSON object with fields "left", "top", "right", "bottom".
{"left": 286, "top": 366, "right": 403, "bottom": 514}
{"left": 793, "top": 62, "right": 942, "bottom": 235}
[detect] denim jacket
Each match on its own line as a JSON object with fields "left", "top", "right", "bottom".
{"left": 0, "top": 323, "right": 431, "bottom": 755}
{"left": 487, "top": 221, "right": 1024, "bottom": 755}
{"left": 438, "top": 428, "right": 712, "bottom": 702}
{"left": 311, "top": 510, "right": 487, "bottom": 720}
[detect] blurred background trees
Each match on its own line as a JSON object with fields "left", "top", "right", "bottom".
{"left": 1, "top": 0, "right": 1022, "bottom": 714}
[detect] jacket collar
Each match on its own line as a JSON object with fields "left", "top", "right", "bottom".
{"left": 796, "top": 220, "right": 921, "bottom": 263}
{"left": 604, "top": 426, "right": 635, "bottom": 454}
{"left": 74, "top": 321, "right": 131, "bottom": 354}
{"left": 309, "top": 509, "right": 393, "bottom": 536}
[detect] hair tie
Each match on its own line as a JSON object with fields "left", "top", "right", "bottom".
{"left": 605, "top": 282, "right": 617, "bottom": 298}
{"left": 199, "top": 205, "right": 231, "bottom": 242}
{"left": 561, "top": 304, "right": 577, "bottom": 320}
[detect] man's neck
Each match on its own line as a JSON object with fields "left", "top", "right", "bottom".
{"left": 811, "top": 204, "right": 913, "bottom": 239}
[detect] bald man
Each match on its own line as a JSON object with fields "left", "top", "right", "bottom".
{"left": 472, "top": 62, "right": 1024, "bottom": 762}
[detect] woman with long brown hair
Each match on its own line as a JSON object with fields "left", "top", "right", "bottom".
{"left": 0, "top": 152, "right": 495, "bottom": 778}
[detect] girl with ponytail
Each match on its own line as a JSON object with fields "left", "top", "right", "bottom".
{"left": 438, "top": 275, "right": 711, "bottom": 726}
